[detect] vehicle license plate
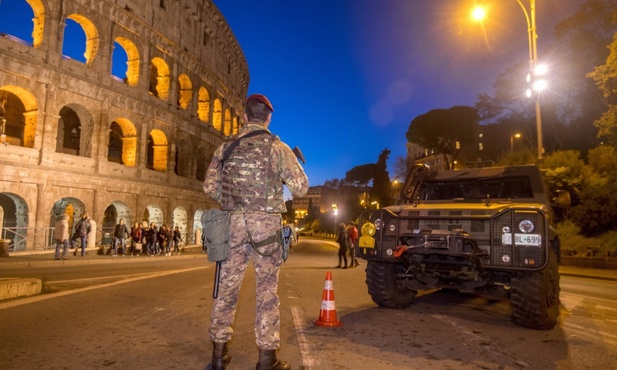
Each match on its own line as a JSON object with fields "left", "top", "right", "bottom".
{"left": 502, "top": 233, "right": 542, "bottom": 247}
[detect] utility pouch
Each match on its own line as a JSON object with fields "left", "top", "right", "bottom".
{"left": 280, "top": 224, "right": 294, "bottom": 262}
{"left": 201, "top": 209, "right": 231, "bottom": 262}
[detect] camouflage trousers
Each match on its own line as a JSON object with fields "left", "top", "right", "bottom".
{"left": 209, "top": 211, "right": 284, "bottom": 349}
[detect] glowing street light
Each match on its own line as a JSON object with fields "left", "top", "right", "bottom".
{"left": 471, "top": 1, "right": 544, "bottom": 160}
{"left": 510, "top": 133, "right": 522, "bottom": 151}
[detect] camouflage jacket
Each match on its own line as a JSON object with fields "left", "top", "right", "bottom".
{"left": 203, "top": 123, "right": 309, "bottom": 213}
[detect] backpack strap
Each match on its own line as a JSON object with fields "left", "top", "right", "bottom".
{"left": 221, "top": 129, "right": 271, "bottom": 165}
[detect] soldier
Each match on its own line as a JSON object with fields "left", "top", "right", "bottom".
{"left": 203, "top": 94, "right": 308, "bottom": 370}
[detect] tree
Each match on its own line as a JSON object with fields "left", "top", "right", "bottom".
{"left": 370, "top": 149, "right": 392, "bottom": 207}
{"left": 392, "top": 156, "right": 408, "bottom": 181}
{"left": 345, "top": 164, "right": 376, "bottom": 186}
{"left": 589, "top": 32, "right": 617, "bottom": 145}
{"left": 406, "top": 106, "right": 478, "bottom": 169}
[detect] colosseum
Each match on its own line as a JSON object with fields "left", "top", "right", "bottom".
{"left": 0, "top": 0, "right": 248, "bottom": 253}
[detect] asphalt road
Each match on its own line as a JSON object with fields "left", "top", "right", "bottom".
{"left": 1, "top": 239, "right": 616, "bottom": 369}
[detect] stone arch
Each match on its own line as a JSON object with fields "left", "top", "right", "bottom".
{"left": 107, "top": 117, "right": 137, "bottom": 166}
{"left": 0, "top": 192, "right": 29, "bottom": 251}
{"left": 197, "top": 86, "right": 210, "bottom": 122}
{"left": 102, "top": 201, "right": 132, "bottom": 245}
{"left": 212, "top": 98, "right": 222, "bottom": 132}
{"left": 195, "top": 143, "right": 216, "bottom": 181}
{"left": 50, "top": 197, "right": 86, "bottom": 234}
{"left": 193, "top": 209, "right": 204, "bottom": 245}
{"left": 64, "top": 14, "right": 100, "bottom": 66}
{"left": 112, "top": 37, "right": 140, "bottom": 86}
{"left": 149, "top": 57, "right": 170, "bottom": 101}
{"left": 223, "top": 108, "right": 232, "bottom": 136}
{"left": 0, "top": 0, "right": 45, "bottom": 47}
{"left": 0, "top": 86, "right": 38, "bottom": 148}
{"left": 146, "top": 129, "right": 168, "bottom": 172}
{"left": 143, "top": 204, "right": 164, "bottom": 227}
{"left": 177, "top": 74, "right": 192, "bottom": 109}
{"left": 233, "top": 116, "right": 239, "bottom": 135}
{"left": 56, "top": 103, "right": 93, "bottom": 157}
{"left": 174, "top": 138, "right": 192, "bottom": 177}
{"left": 172, "top": 206, "right": 188, "bottom": 243}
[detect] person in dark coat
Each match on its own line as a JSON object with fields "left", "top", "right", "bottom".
{"left": 336, "top": 223, "right": 349, "bottom": 269}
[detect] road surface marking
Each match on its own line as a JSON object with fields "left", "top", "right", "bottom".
{"left": 291, "top": 305, "right": 320, "bottom": 369}
{"left": 0, "top": 266, "right": 206, "bottom": 310}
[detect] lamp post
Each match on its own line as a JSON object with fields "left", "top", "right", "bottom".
{"left": 510, "top": 132, "right": 522, "bottom": 151}
{"left": 472, "top": 1, "right": 544, "bottom": 160}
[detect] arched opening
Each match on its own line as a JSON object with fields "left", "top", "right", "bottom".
{"left": 62, "top": 14, "right": 99, "bottom": 66}
{"left": 197, "top": 86, "right": 210, "bottom": 122}
{"left": 102, "top": 201, "right": 132, "bottom": 246}
{"left": 0, "top": 0, "right": 45, "bottom": 47}
{"left": 213, "top": 98, "right": 222, "bottom": 132}
{"left": 143, "top": 205, "right": 164, "bottom": 227}
{"left": 149, "top": 57, "right": 170, "bottom": 101}
{"left": 193, "top": 209, "right": 204, "bottom": 245}
{"left": 172, "top": 206, "right": 188, "bottom": 244}
{"left": 177, "top": 74, "right": 192, "bottom": 109}
{"left": 107, "top": 118, "right": 137, "bottom": 166}
{"left": 50, "top": 197, "right": 86, "bottom": 233}
{"left": 233, "top": 116, "right": 239, "bottom": 135}
{"left": 112, "top": 36, "right": 140, "bottom": 86}
{"left": 56, "top": 103, "right": 93, "bottom": 157}
{"left": 174, "top": 139, "right": 193, "bottom": 177}
{"left": 0, "top": 192, "right": 29, "bottom": 251}
{"left": 224, "top": 108, "right": 232, "bottom": 136}
{"left": 0, "top": 85, "right": 38, "bottom": 148}
{"left": 195, "top": 143, "right": 216, "bottom": 181}
{"left": 146, "top": 129, "right": 168, "bottom": 172}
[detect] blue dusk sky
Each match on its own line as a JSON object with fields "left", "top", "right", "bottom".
{"left": 212, "top": 0, "right": 584, "bottom": 186}
{"left": 0, "top": 0, "right": 584, "bottom": 187}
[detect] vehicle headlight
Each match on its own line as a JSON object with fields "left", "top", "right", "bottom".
{"left": 361, "top": 222, "right": 376, "bottom": 237}
{"left": 388, "top": 223, "right": 396, "bottom": 232}
{"left": 518, "top": 220, "right": 534, "bottom": 233}
{"left": 374, "top": 219, "right": 383, "bottom": 230}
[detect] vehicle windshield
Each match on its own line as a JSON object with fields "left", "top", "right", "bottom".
{"left": 415, "top": 176, "right": 533, "bottom": 201}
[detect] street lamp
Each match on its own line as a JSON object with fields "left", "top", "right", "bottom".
{"left": 472, "top": 1, "right": 544, "bottom": 160}
{"left": 510, "top": 133, "right": 522, "bottom": 151}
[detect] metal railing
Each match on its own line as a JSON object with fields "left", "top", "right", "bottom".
{"left": 1, "top": 226, "right": 202, "bottom": 252}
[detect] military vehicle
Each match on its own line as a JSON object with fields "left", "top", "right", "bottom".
{"left": 357, "top": 164, "right": 570, "bottom": 329}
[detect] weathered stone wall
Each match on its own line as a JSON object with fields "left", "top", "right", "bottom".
{"left": 0, "top": 0, "right": 248, "bottom": 250}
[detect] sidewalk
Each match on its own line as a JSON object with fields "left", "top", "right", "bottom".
{"left": 0, "top": 245, "right": 206, "bottom": 301}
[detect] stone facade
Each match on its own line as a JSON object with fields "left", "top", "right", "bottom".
{"left": 0, "top": 0, "right": 248, "bottom": 250}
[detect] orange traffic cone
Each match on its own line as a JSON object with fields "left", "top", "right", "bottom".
{"left": 314, "top": 271, "right": 343, "bottom": 327}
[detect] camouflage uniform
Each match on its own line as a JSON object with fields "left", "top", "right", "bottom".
{"left": 203, "top": 122, "right": 308, "bottom": 350}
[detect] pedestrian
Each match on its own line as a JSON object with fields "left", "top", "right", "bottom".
{"left": 53, "top": 214, "right": 70, "bottom": 260}
{"left": 347, "top": 221, "right": 359, "bottom": 268}
{"left": 146, "top": 222, "right": 157, "bottom": 256}
{"left": 131, "top": 222, "right": 142, "bottom": 256}
{"left": 112, "top": 218, "right": 129, "bottom": 256}
{"left": 203, "top": 94, "right": 308, "bottom": 370}
{"left": 172, "top": 226, "right": 181, "bottom": 255}
{"left": 158, "top": 224, "right": 170, "bottom": 256}
{"left": 336, "top": 223, "right": 349, "bottom": 269}
{"left": 71, "top": 213, "right": 90, "bottom": 256}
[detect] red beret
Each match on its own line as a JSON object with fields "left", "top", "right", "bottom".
{"left": 246, "top": 94, "right": 274, "bottom": 112}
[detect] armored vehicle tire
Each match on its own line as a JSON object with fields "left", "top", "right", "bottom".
{"left": 510, "top": 249, "right": 560, "bottom": 330}
{"left": 366, "top": 261, "right": 416, "bottom": 308}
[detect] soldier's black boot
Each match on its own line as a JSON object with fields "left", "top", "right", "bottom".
{"left": 256, "top": 349, "right": 291, "bottom": 370}
{"left": 211, "top": 341, "right": 231, "bottom": 370}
